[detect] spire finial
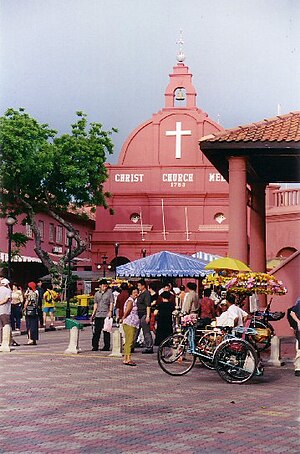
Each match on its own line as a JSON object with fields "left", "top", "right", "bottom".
{"left": 176, "top": 29, "right": 185, "bottom": 63}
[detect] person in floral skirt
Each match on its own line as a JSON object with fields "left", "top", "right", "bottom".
{"left": 120, "top": 287, "right": 139, "bottom": 366}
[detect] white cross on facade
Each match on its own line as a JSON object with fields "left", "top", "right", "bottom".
{"left": 165, "top": 122, "right": 192, "bottom": 159}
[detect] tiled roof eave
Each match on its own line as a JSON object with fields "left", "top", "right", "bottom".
{"left": 200, "top": 112, "right": 300, "bottom": 144}
{"left": 201, "top": 140, "right": 300, "bottom": 149}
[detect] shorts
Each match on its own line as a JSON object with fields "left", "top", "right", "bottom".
{"left": 0, "top": 313, "right": 11, "bottom": 328}
{"left": 43, "top": 307, "right": 55, "bottom": 313}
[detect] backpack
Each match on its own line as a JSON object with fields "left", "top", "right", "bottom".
{"left": 287, "top": 307, "right": 298, "bottom": 331}
{"left": 27, "top": 290, "right": 38, "bottom": 304}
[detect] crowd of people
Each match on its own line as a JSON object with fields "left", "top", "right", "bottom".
{"left": 0, "top": 277, "right": 59, "bottom": 346}
{"left": 91, "top": 279, "right": 177, "bottom": 366}
{"left": 1, "top": 275, "right": 299, "bottom": 375}
{"left": 89, "top": 278, "right": 251, "bottom": 367}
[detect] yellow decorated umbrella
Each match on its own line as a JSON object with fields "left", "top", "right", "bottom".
{"left": 204, "top": 257, "right": 251, "bottom": 272}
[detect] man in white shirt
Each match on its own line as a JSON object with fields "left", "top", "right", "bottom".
{"left": 0, "top": 278, "right": 12, "bottom": 332}
{"left": 217, "top": 293, "right": 248, "bottom": 327}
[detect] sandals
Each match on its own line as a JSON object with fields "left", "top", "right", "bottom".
{"left": 123, "top": 361, "right": 137, "bottom": 366}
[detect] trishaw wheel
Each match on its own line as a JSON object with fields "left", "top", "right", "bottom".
{"left": 157, "top": 333, "right": 196, "bottom": 376}
{"left": 214, "top": 339, "right": 258, "bottom": 384}
{"left": 197, "top": 332, "right": 220, "bottom": 370}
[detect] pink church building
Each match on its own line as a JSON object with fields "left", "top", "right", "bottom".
{"left": 93, "top": 57, "right": 231, "bottom": 267}
{"left": 92, "top": 55, "right": 299, "bottom": 275}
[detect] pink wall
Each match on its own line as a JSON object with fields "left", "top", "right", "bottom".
{"left": 266, "top": 186, "right": 300, "bottom": 259}
{"left": 267, "top": 251, "right": 300, "bottom": 337}
{"left": 0, "top": 213, "right": 94, "bottom": 271}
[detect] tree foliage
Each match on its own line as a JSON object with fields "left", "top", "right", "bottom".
{"left": 0, "top": 108, "right": 116, "bottom": 283}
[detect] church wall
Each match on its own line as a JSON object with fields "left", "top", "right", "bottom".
{"left": 118, "top": 121, "right": 154, "bottom": 166}
{"left": 266, "top": 213, "right": 300, "bottom": 259}
{"left": 102, "top": 166, "right": 228, "bottom": 195}
{"left": 268, "top": 252, "right": 300, "bottom": 337}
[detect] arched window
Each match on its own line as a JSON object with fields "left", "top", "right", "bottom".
{"left": 174, "top": 87, "right": 186, "bottom": 107}
{"left": 110, "top": 256, "right": 130, "bottom": 271}
{"left": 276, "top": 247, "right": 297, "bottom": 258}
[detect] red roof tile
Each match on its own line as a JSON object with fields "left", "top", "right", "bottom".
{"left": 201, "top": 111, "right": 300, "bottom": 143}
{"left": 68, "top": 205, "right": 96, "bottom": 221}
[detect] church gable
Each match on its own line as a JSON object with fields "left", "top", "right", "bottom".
{"left": 94, "top": 50, "right": 229, "bottom": 262}
{"left": 118, "top": 61, "right": 222, "bottom": 168}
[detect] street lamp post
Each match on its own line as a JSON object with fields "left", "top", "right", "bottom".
{"left": 141, "top": 248, "right": 147, "bottom": 258}
{"left": 66, "top": 231, "right": 75, "bottom": 319}
{"left": 96, "top": 255, "right": 111, "bottom": 278}
{"left": 5, "top": 217, "right": 16, "bottom": 282}
{"left": 114, "top": 243, "right": 119, "bottom": 279}
{"left": 102, "top": 255, "right": 107, "bottom": 277}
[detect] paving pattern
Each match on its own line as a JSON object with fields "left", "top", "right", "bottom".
{"left": 0, "top": 326, "right": 299, "bottom": 454}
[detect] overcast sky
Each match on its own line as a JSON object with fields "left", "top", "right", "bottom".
{"left": 1, "top": 0, "right": 299, "bottom": 165}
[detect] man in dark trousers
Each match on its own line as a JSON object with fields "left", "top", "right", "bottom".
{"left": 136, "top": 279, "right": 153, "bottom": 353}
{"left": 36, "top": 280, "right": 45, "bottom": 327}
{"left": 91, "top": 279, "right": 114, "bottom": 351}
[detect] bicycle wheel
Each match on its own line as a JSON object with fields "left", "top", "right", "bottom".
{"left": 214, "top": 339, "right": 258, "bottom": 384}
{"left": 157, "top": 333, "right": 196, "bottom": 376}
{"left": 197, "top": 331, "right": 222, "bottom": 370}
{"left": 248, "top": 319, "right": 272, "bottom": 352}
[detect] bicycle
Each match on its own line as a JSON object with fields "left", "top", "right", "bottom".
{"left": 157, "top": 316, "right": 260, "bottom": 384}
{"left": 172, "top": 308, "right": 221, "bottom": 370}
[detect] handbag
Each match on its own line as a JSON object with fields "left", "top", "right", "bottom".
{"left": 103, "top": 316, "right": 113, "bottom": 333}
{"left": 26, "top": 304, "right": 38, "bottom": 317}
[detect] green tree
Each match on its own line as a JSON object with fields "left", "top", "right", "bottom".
{"left": 0, "top": 108, "right": 116, "bottom": 284}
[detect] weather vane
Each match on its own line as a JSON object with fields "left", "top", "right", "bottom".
{"left": 176, "top": 29, "right": 185, "bottom": 63}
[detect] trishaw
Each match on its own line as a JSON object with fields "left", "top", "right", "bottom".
{"left": 157, "top": 270, "right": 287, "bottom": 384}
{"left": 157, "top": 313, "right": 260, "bottom": 384}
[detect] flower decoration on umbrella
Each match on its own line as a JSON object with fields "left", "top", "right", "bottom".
{"left": 225, "top": 272, "right": 287, "bottom": 295}
{"left": 202, "top": 273, "right": 233, "bottom": 287}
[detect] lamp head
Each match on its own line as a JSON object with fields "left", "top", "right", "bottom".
{"left": 6, "top": 217, "right": 16, "bottom": 226}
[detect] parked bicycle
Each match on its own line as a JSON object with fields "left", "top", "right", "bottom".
{"left": 157, "top": 314, "right": 260, "bottom": 384}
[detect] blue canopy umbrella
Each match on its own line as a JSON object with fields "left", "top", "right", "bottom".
{"left": 116, "top": 250, "right": 211, "bottom": 278}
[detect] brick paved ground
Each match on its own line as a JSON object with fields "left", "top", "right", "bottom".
{"left": 0, "top": 326, "right": 299, "bottom": 454}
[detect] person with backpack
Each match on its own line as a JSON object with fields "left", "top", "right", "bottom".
{"left": 43, "top": 285, "right": 58, "bottom": 330}
{"left": 36, "top": 279, "right": 45, "bottom": 328}
{"left": 24, "top": 282, "right": 39, "bottom": 345}
{"left": 289, "top": 296, "right": 300, "bottom": 376}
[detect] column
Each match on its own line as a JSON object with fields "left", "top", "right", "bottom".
{"left": 228, "top": 156, "right": 248, "bottom": 263}
{"left": 249, "top": 183, "right": 267, "bottom": 272}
